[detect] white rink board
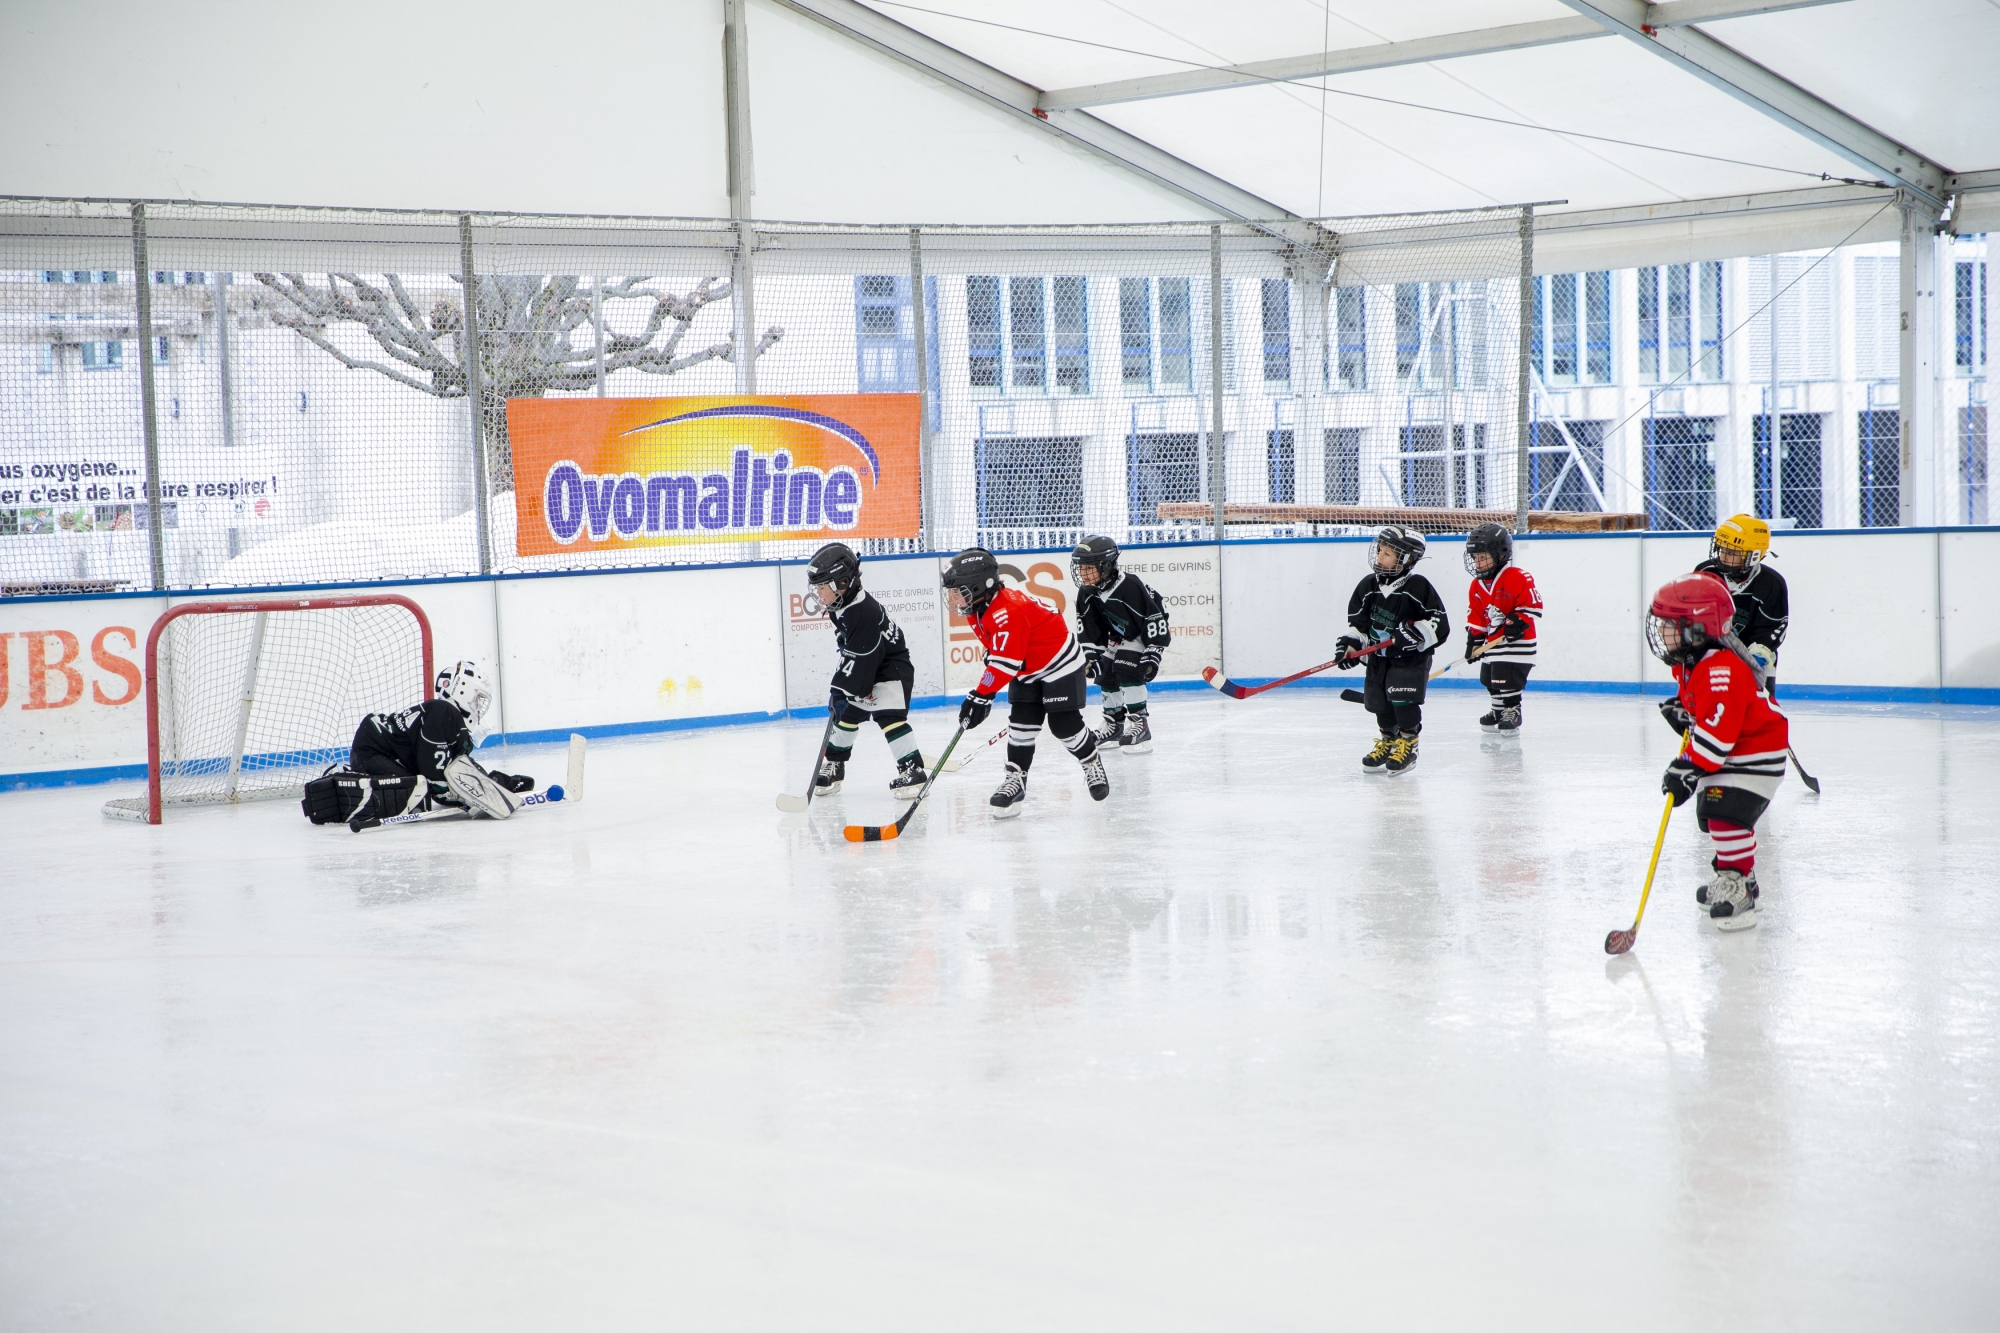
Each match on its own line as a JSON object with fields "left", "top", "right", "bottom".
{"left": 10, "top": 527, "right": 2000, "bottom": 784}
{"left": 780, "top": 554, "right": 948, "bottom": 711}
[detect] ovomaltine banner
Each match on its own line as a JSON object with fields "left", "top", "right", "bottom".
{"left": 508, "top": 395, "right": 920, "bottom": 557}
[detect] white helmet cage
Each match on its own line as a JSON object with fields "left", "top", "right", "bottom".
{"left": 436, "top": 660, "right": 494, "bottom": 734}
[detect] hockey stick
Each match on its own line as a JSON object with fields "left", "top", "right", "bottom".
{"left": 1202, "top": 640, "right": 1388, "bottom": 700}
{"left": 355, "top": 785, "right": 566, "bottom": 832}
{"left": 1787, "top": 747, "right": 1822, "bottom": 795}
{"left": 929, "top": 726, "right": 1006, "bottom": 773}
{"left": 1604, "top": 792, "right": 1675, "bottom": 955}
{"left": 1335, "top": 641, "right": 1489, "bottom": 704}
{"left": 844, "top": 725, "right": 964, "bottom": 843}
{"left": 775, "top": 712, "right": 841, "bottom": 814}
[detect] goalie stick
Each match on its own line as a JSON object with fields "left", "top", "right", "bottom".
{"left": 1202, "top": 639, "right": 1387, "bottom": 700}
{"left": 355, "top": 785, "right": 566, "bottom": 831}
{"left": 844, "top": 726, "right": 965, "bottom": 843}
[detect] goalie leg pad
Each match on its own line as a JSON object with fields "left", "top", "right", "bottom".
{"left": 445, "top": 755, "right": 519, "bottom": 820}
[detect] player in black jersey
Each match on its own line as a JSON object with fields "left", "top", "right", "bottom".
{"left": 806, "top": 542, "right": 927, "bottom": 799}
{"left": 1071, "top": 535, "right": 1170, "bottom": 753}
{"left": 345, "top": 661, "right": 531, "bottom": 829}
{"left": 1694, "top": 513, "right": 1789, "bottom": 695}
{"left": 1336, "top": 526, "right": 1451, "bottom": 775}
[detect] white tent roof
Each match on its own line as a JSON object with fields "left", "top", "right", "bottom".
{"left": 810, "top": 0, "right": 2000, "bottom": 254}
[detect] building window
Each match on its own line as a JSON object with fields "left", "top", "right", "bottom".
{"left": 1643, "top": 416, "right": 1717, "bottom": 531}
{"left": 1528, "top": 419, "right": 1606, "bottom": 512}
{"left": 1395, "top": 281, "right": 1489, "bottom": 390}
{"left": 1332, "top": 288, "right": 1366, "bottom": 391}
{"left": 80, "top": 339, "right": 124, "bottom": 370}
{"left": 1399, "top": 424, "right": 1487, "bottom": 508}
{"left": 1963, "top": 406, "right": 1989, "bottom": 525}
{"left": 1127, "top": 431, "right": 1201, "bottom": 529}
{"left": 1261, "top": 278, "right": 1291, "bottom": 387}
{"left": 1118, "top": 277, "right": 1194, "bottom": 395}
{"left": 1325, "top": 428, "right": 1361, "bottom": 504}
{"left": 1267, "top": 429, "right": 1294, "bottom": 503}
{"left": 855, "top": 275, "right": 913, "bottom": 390}
{"left": 1754, "top": 413, "right": 1823, "bottom": 530}
{"left": 1858, "top": 410, "right": 1900, "bottom": 527}
{"left": 1957, "top": 259, "right": 1988, "bottom": 373}
{"left": 968, "top": 275, "right": 1089, "bottom": 397}
{"left": 977, "top": 432, "right": 1084, "bottom": 539}
{"left": 1531, "top": 271, "right": 1612, "bottom": 385}
{"left": 1639, "top": 262, "right": 1723, "bottom": 383}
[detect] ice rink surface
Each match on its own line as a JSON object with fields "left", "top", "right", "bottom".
{"left": 4, "top": 688, "right": 1998, "bottom": 1331}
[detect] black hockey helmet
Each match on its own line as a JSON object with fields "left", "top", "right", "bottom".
{"left": 941, "top": 547, "right": 1001, "bottom": 616}
{"left": 1070, "top": 534, "right": 1120, "bottom": 586}
{"left": 806, "top": 541, "right": 862, "bottom": 611}
{"left": 1463, "top": 522, "right": 1513, "bottom": 577}
{"left": 1372, "top": 525, "right": 1426, "bottom": 585}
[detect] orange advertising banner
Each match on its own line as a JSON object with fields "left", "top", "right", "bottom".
{"left": 508, "top": 395, "right": 921, "bottom": 558}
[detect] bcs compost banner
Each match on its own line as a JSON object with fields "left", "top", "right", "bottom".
{"left": 508, "top": 395, "right": 920, "bottom": 558}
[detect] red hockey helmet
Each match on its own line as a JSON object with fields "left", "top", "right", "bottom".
{"left": 1646, "top": 572, "right": 1736, "bottom": 667}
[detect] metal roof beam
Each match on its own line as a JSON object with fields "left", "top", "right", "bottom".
{"left": 1556, "top": 0, "right": 1948, "bottom": 207}
{"left": 1036, "top": 0, "right": 1849, "bottom": 112}
{"left": 766, "top": 0, "right": 1327, "bottom": 244}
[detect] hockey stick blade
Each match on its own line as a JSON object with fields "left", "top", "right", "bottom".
{"left": 354, "top": 786, "right": 565, "bottom": 832}
{"left": 1204, "top": 641, "right": 1387, "bottom": 701}
{"left": 931, "top": 727, "right": 1006, "bottom": 773}
{"left": 1788, "top": 747, "right": 1822, "bottom": 795}
{"left": 844, "top": 726, "right": 964, "bottom": 843}
{"left": 776, "top": 713, "right": 842, "bottom": 814}
{"left": 1339, "top": 688, "right": 1366, "bottom": 704}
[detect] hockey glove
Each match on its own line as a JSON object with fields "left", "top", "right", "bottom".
{"left": 828, "top": 687, "right": 850, "bottom": 718}
{"left": 1464, "top": 629, "right": 1482, "bottom": 662}
{"left": 1083, "top": 651, "right": 1103, "bottom": 685}
{"left": 1138, "top": 650, "right": 1161, "bottom": 683}
{"left": 1747, "top": 642, "right": 1777, "bottom": 675}
{"left": 1662, "top": 756, "right": 1701, "bottom": 808}
{"left": 1391, "top": 620, "right": 1432, "bottom": 653}
{"left": 1335, "top": 635, "right": 1366, "bottom": 669}
{"left": 1658, "top": 698, "right": 1693, "bottom": 736}
{"left": 959, "top": 690, "right": 994, "bottom": 729}
{"left": 1502, "top": 614, "right": 1530, "bottom": 642}
{"left": 487, "top": 770, "right": 536, "bottom": 794}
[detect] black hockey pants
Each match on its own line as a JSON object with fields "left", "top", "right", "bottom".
{"left": 1007, "top": 666, "right": 1097, "bottom": 773}
{"left": 1363, "top": 654, "right": 1431, "bottom": 735}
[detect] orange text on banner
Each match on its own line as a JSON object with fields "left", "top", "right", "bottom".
{"left": 508, "top": 396, "right": 921, "bottom": 558}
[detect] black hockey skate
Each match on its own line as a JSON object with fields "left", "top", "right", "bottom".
{"left": 990, "top": 762, "right": 1028, "bottom": 819}
{"left": 1702, "top": 869, "right": 1758, "bottom": 930}
{"left": 1383, "top": 732, "right": 1420, "bottom": 775}
{"left": 1092, "top": 709, "right": 1127, "bottom": 749}
{"left": 1120, "top": 711, "right": 1153, "bottom": 754}
{"left": 889, "top": 753, "right": 927, "bottom": 801}
{"left": 1081, "top": 752, "right": 1110, "bottom": 801}
{"left": 1495, "top": 704, "right": 1522, "bottom": 732}
{"left": 1361, "top": 733, "right": 1397, "bottom": 773}
{"left": 1478, "top": 706, "right": 1503, "bottom": 729}
{"left": 813, "top": 756, "right": 845, "bottom": 796}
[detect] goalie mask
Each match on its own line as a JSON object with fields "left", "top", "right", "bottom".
{"left": 436, "top": 660, "right": 494, "bottom": 737}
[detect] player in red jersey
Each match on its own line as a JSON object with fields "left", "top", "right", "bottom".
{"left": 1648, "top": 572, "right": 1789, "bottom": 930}
{"left": 941, "top": 548, "right": 1110, "bottom": 817}
{"left": 1461, "top": 522, "right": 1543, "bottom": 732}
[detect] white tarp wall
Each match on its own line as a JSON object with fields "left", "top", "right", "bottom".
{"left": 5, "top": 527, "right": 1999, "bottom": 790}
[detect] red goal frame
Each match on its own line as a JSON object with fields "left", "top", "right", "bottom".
{"left": 130, "top": 594, "right": 433, "bottom": 824}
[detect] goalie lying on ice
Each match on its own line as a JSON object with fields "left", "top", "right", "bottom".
{"left": 303, "top": 661, "right": 534, "bottom": 830}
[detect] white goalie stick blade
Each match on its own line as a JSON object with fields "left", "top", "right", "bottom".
{"left": 567, "top": 734, "right": 586, "bottom": 802}
{"left": 355, "top": 787, "right": 566, "bottom": 832}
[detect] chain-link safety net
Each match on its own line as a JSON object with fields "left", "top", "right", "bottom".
{"left": 5, "top": 196, "right": 1986, "bottom": 596}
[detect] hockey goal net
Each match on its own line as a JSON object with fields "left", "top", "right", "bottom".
{"left": 103, "top": 595, "right": 434, "bottom": 824}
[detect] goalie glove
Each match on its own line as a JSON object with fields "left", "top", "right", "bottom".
{"left": 486, "top": 770, "right": 536, "bottom": 794}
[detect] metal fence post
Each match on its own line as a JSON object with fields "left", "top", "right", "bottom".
{"left": 1210, "top": 223, "right": 1228, "bottom": 669}
{"left": 131, "top": 203, "right": 167, "bottom": 591}
{"left": 909, "top": 226, "right": 933, "bottom": 550}
{"left": 458, "top": 214, "right": 493, "bottom": 575}
{"left": 1516, "top": 203, "right": 1534, "bottom": 533}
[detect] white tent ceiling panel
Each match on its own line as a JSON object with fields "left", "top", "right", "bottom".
{"left": 1533, "top": 194, "right": 1901, "bottom": 272}
{"left": 1701, "top": 0, "right": 2000, "bottom": 172}
{"left": 751, "top": 0, "right": 1216, "bottom": 224}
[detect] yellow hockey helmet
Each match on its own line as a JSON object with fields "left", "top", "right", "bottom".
{"left": 1710, "top": 513, "right": 1770, "bottom": 575}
